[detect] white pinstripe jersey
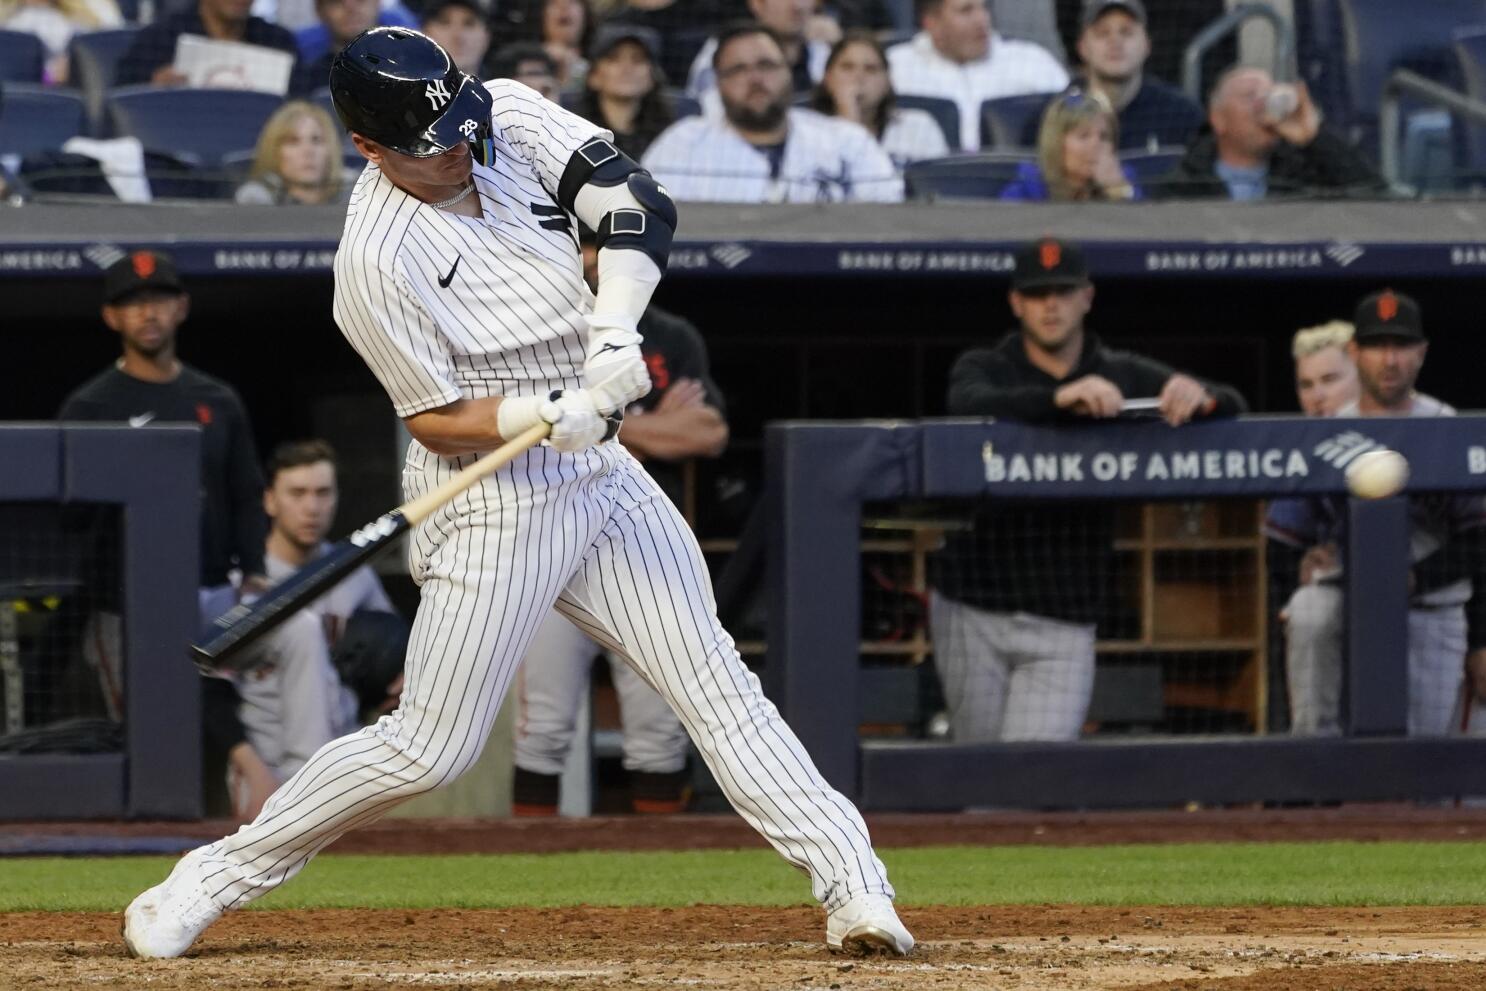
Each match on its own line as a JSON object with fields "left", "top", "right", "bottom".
{"left": 641, "top": 108, "right": 904, "bottom": 204}
{"left": 332, "top": 80, "right": 609, "bottom": 418}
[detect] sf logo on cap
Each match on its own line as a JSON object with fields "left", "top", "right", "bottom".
{"left": 132, "top": 252, "right": 156, "bottom": 278}
{"left": 1377, "top": 291, "right": 1398, "bottom": 321}
{"left": 1039, "top": 240, "right": 1061, "bottom": 270}
{"left": 425, "top": 79, "right": 451, "bottom": 110}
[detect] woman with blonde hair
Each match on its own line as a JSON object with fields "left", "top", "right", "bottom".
{"left": 0, "top": 0, "right": 122, "bottom": 83}
{"left": 235, "top": 101, "right": 351, "bottom": 206}
{"left": 1000, "top": 88, "right": 1141, "bottom": 202}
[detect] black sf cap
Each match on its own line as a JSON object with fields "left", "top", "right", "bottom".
{"left": 1353, "top": 289, "right": 1425, "bottom": 343}
{"left": 330, "top": 27, "right": 493, "bottom": 159}
{"left": 103, "top": 249, "right": 184, "bottom": 304}
{"left": 1012, "top": 238, "right": 1091, "bottom": 291}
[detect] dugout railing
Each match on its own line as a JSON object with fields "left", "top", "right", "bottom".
{"left": 0, "top": 425, "right": 200, "bottom": 819}
{"left": 765, "top": 415, "right": 1486, "bottom": 810}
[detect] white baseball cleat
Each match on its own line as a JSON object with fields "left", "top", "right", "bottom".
{"left": 825, "top": 893, "right": 914, "bottom": 956}
{"left": 122, "top": 851, "right": 224, "bottom": 959}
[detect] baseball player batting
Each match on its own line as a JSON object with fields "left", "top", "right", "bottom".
{"left": 123, "top": 26, "right": 912, "bottom": 959}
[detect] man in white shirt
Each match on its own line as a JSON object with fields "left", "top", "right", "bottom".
{"left": 887, "top": 0, "right": 1068, "bottom": 151}
{"left": 645, "top": 23, "right": 902, "bottom": 203}
{"left": 686, "top": 0, "right": 830, "bottom": 117}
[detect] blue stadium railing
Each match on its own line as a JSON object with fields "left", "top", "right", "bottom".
{"left": 766, "top": 415, "right": 1486, "bottom": 810}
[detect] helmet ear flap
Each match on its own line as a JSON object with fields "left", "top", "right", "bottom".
{"left": 471, "top": 135, "right": 495, "bottom": 167}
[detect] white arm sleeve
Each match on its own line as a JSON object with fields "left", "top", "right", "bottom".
{"left": 572, "top": 180, "right": 664, "bottom": 333}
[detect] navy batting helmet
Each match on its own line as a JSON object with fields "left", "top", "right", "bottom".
{"left": 329, "top": 27, "right": 493, "bottom": 159}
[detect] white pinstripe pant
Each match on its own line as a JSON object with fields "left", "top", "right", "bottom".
{"left": 195, "top": 440, "right": 892, "bottom": 912}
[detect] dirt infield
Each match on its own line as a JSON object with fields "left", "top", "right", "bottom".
{"left": 5, "top": 905, "right": 1485, "bottom": 990}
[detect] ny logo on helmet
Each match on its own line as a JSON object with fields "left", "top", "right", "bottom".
{"left": 425, "top": 79, "right": 452, "bottom": 110}
{"left": 458, "top": 118, "right": 479, "bottom": 137}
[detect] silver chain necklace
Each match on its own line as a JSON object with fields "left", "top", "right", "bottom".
{"left": 428, "top": 183, "right": 475, "bottom": 209}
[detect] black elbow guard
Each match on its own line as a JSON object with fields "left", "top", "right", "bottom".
{"left": 558, "top": 138, "right": 641, "bottom": 207}
{"left": 558, "top": 138, "right": 676, "bottom": 272}
{"left": 596, "top": 173, "right": 676, "bottom": 273}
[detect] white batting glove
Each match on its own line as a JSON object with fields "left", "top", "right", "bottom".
{"left": 583, "top": 315, "right": 651, "bottom": 415}
{"left": 498, "top": 390, "right": 610, "bottom": 453}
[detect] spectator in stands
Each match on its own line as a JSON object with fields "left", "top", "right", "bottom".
{"left": 930, "top": 238, "right": 1244, "bottom": 742}
{"left": 485, "top": 42, "right": 560, "bottom": 101}
{"left": 299, "top": 0, "right": 408, "bottom": 84}
{"left": 1266, "top": 321, "right": 1357, "bottom": 737}
{"left": 810, "top": 30, "right": 949, "bottom": 168}
{"left": 999, "top": 88, "right": 1138, "bottom": 201}
{"left": 1267, "top": 292, "right": 1486, "bottom": 737}
{"left": 0, "top": 0, "right": 122, "bottom": 84}
{"left": 575, "top": 24, "right": 674, "bottom": 160}
{"left": 524, "top": 0, "right": 594, "bottom": 94}
{"left": 887, "top": 0, "right": 1068, "bottom": 152}
{"left": 596, "top": 0, "right": 731, "bottom": 85}
{"left": 1165, "top": 66, "right": 1384, "bottom": 200}
{"left": 1075, "top": 0, "right": 1202, "bottom": 152}
{"left": 643, "top": 22, "right": 902, "bottom": 202}
{"left": 115, "top": 0, "right": 310, "bottom": 93}
{"left": 204, "top": 440, "right": 405, "bottom": 820}
{"left": 420, "top": 0, "right": 492, "bottom": 75}
{"left": 513, "top": 228, "right": 727, "bottom": 817}
{"left": 687, "top": 0, "right": 831, "bottom": 117}
{"left": 236, "top": 101, "right": 351, "bottom": 205}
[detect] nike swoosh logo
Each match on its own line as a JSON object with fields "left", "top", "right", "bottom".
{"left": 128, "top": 412, "right": 155, "bottom": 427}
{"left": 438, "top": 256, "right": 461, "bottom": 288}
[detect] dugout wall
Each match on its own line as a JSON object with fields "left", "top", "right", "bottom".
{"left": 0, "top": 425, "right": 200, "bottom": 819}
{"left": 767, "top": 416, "right": 1486, "bottom": 810}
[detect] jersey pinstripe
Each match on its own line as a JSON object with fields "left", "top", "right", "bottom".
{"left": 333, "top": 79, "right": 608, "bottom": 416}
{"left": 641, "top": 108, "right": 904, "bottom": 203}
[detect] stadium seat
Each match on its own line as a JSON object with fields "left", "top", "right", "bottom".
{"left": 1292, "top": 0, "right": 1350, "bottom": 125}
{"left": 312, "top": 85, "right": 360, "bottom": 161}
{"left": 903, "top": 152, "right": 1032, "bottom": 200}
{"left": 1334, "top": 0, "right": 1486, "bottom": 141}
{"left": 69, "top": 28, "right": 140, "bottom": 134}
{"left": 670, "top": 91, "right": 700, "bottom": 119}
{"left": 0, "top": 29, "right": 44, "bottom": 83}
{"left": 895, "top": 93, "right": 959, "bottom": 151}
{"left": 979, "top": 93, "right": 1052, "bottom": 150}
{"left": 661, "top": 26, "right": 713, "bottom": 91}
{"left": 1119, "top": 147, "right": 1184, "bottom": 179}
{"left": 883, "top": 0, "right": 914, "bottom": 33}
{"left": 0, "top": 85, "right": 86, "bottom": 158}
{"left": 105, "top": 86, "right": 283, "bottom": 167}
{"left": 1455, "top": 27, "right": 1486, "bottom": 177}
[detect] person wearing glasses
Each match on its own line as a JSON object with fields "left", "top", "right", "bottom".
{"left": 999, "top": 88, "right": 1140, "bottom": 201}
{"left": 642, "top": 21, "right": 903, "bottom": 203}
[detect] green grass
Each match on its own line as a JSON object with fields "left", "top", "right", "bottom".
{"left": 4, "top": 842, "right": 1485, "bottom": 912}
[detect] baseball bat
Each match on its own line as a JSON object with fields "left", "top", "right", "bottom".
{"left": 190, "top": 421, "right": 551, "bottom": 672}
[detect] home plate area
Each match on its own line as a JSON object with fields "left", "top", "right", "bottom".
{"left": 4, "top": 905, "right": 1486, "bottom": 990}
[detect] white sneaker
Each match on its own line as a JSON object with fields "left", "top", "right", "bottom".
{"left": 122, "top": 851, "right": 225, "bottom": 958}
{"left": 825, "top": 893, "right": 914, "bottom": 956}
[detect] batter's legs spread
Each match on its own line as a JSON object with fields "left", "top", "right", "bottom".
{"left": 556, "top": 455, "right": 895, "bottom": 913}
{"left": 188, "top": 447, "right": 605, "bottom": 910}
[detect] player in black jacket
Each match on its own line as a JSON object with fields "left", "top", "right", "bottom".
{"left": 929, "top": 238, "right": 1246, "bottom": 743}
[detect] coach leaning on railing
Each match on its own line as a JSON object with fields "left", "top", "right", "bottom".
{"left": 929, "top": 237, "right": 1246, "bottom": 746}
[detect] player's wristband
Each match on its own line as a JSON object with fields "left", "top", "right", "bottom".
{"left": 497, "top": 395, "right": 560, "bottom": 441}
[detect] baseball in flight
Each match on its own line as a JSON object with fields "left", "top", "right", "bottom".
{"left": 1345, "top": 448, "right": 1409, "bottom": 500}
